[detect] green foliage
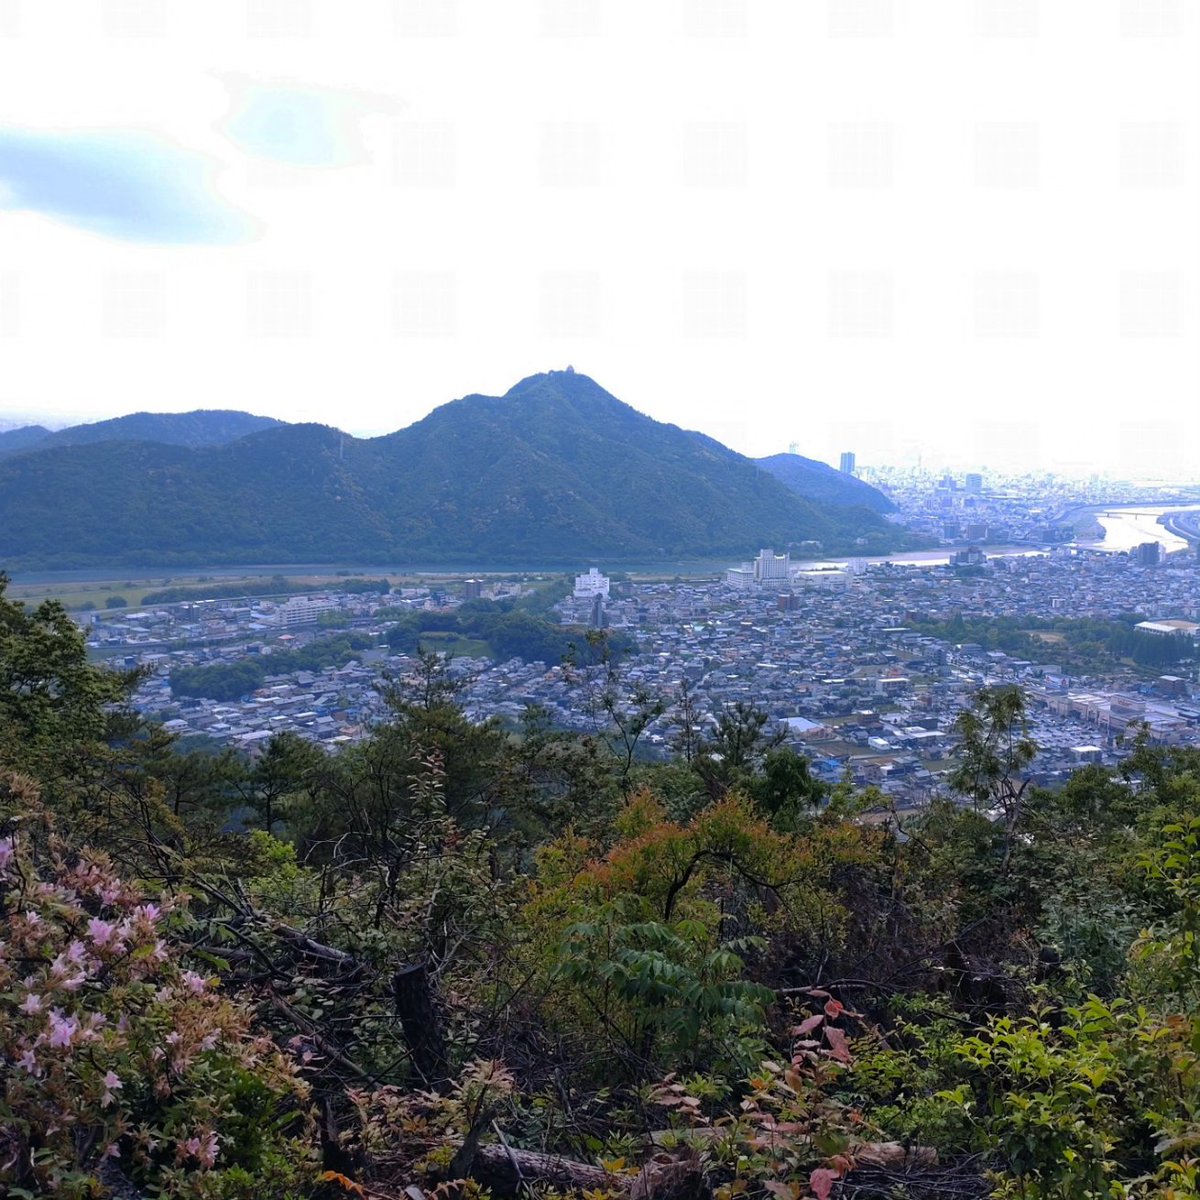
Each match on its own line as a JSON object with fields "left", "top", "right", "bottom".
{"left": 169, "top": 633, "right": 372, "bottom": 700}
{"left": 1, "top": 573, "right": 136, "bottom": 768}
{"left": 912, "top": 610, "right": 1195, "bottom": 674}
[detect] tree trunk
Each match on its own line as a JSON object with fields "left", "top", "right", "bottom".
{"left": 469, "top": 1145, "right": 623, "bottom": 1196}
{"left": 392, "top": 961, "right": 449, "bottom": 1087}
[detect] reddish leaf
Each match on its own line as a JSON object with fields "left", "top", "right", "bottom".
{"left": 764, "top": 1181, "right": 796, "bottom": 1200}
{"left": 810, "top": 1168, "right": 838, "bottom": 1200}
{"left": 824, "top": 1025, "right": 853, "bottom": 1065}
{"left": 794, "top": 1014, "right": 824, "bottom": 1035}
{"left": 823, "top": 998, "right": 844, "bottom": 1020}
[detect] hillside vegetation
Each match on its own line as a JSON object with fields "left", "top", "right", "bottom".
{"left": 0, "top": 409, "right": 282, "bottom": 459}
{"left": 755, "top": 452, "right": 896, "bottom": 514}
{"left": 6, "top": 573, "right": 1200, "bottom": 1199}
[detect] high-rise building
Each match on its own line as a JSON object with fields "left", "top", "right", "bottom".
{"left": 463, "top": 578, "right": 483, "bottom": 601}
{"left": 1134, "top": 542, "right": 1161, "bottom": 567}
{"left": 839, "top": 451, "right": 856, "bottom": 475}
{"left": 754, "top": 548, "right": 791, "bottom": 583}
{"left": 574, "top": 567, "right": 610, "bottom": 599}
{"left": 965, "top": 473, "right": 983, "bottom": 494}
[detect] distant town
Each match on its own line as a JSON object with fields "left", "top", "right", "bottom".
{"left": 74, "top": 468, "right": 1200, "bottom": 808}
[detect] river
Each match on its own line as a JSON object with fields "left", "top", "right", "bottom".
{"left": 1072, "top": 505, "right": 1199, "bottom": 555}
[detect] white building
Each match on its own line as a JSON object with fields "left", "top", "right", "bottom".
{"left": 754, "top": 548, "right": 791, "bottom": 583}
{"left": 725, "top": 566, "right": 756, "bottom": 589}
{"left": 574, "top": 567, "right": 610, "bottom": 599}
{"left": 275, "top": 595, "right": 339, "bottom": 627}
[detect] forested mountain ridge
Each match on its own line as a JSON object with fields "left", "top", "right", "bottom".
{"left": 5, "top": 574, "right": 1200, "bottom": 1199}
{"left": 755, "top": 451, "right": 896, "bottom": 513}
{"left": 0, "top": 423, "right": 53, "bottom": 454}
{"left": 0, "top": 408, "right": 283, "bottom": 459}
{"left": 0, "top": 371, "right": 901, "bottom": 567}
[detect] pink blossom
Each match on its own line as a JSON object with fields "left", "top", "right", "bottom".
{"left": 87, "top": 918, "right": 118, "bottom": 947}
{"left": 102, "top": 1069, "right": 123, "bottom": 1106}
{"left": 0, "top": 836, "right": 13, "bottom": 873}
{"left": 105, "top": 1142, "right": 121, "bottom": 1158}
{"left": 199, "top": 1032, "right": 219, "bottom": 1052}
{"left": 134, "top": 903, "right": 161, "bottom": 924}
{"left": 47, "top": 1010, "right": 78, "bottom": 1048}
{"left": 183, "top": 1131, "right": 219, "bottom": 1168}
{"left": 24, "top": 910, "right": 40, "bottom": 926}
{"left": 198, "top": 1131, "right": 220, "bottom": 1168}
{"left": 19, "top": 992, "right": 44, "bottom": 1015}
{"left": 60, "top": 972, "right": 87, "bottom": 992}
{"left": 165, "top": 1031, "right": 181, "bottom": 1047}
{"left": 17, "top": 1049, "right": 39, "bottom": 1074}
{"left": 180, "top": 970, "right": 207, "bottom": 995}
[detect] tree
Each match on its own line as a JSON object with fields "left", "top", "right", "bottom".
{"left": 568, "top": 631, "right": 665, "bottom": 794}
{"left": 748, "top": 747, "right": 827, "bottom": 828}
{"left": 696, "top": 700, "right": 785, "bottom": 796}
{"left": 949, "top": 685, "right": 1038, "bottom": 871}
{"left": 0, "top": 573, "right": 136, "bottom": 769}
{"left": 235, "top": 731, "right": 326, "bottom": 835}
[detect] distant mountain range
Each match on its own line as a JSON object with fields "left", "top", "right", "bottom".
{"left": 0, "top": 372, "right": 902, "bottom": 569}
{"left": 0, "top": 410, "right": 282, "bottom": 459}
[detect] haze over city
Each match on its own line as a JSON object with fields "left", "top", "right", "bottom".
{"left": 1, "top": 1, "right": 1197, "bottom": 475}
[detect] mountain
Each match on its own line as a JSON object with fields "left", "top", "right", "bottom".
{"left": 0, "top": 372, "right": 902, "bottom": 568}
{"left": 755, "top": 452, "right": 896, "bottom": 514}
{"left": 0, "top": 410, "right": 282, "bottom": 459}
{"left": 0, "top": 425, "right": 52, "bottom": 455}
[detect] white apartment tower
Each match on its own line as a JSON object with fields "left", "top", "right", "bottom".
{"left": 574, "top": 567, "right": 610, "bottom": 599}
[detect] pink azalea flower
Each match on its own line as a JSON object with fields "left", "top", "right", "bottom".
{"left": 87, "top": 918, "right": 118, "bottom": 947}
{"left": 180, "top": 970, "right": 207, "bottom": 995}
{"left": 102, "top": 1069, "right": 123, "bottom": 1106}
{"left": 198, "top": 1131, "right": 220, "bottom": 1168}
{"left": 17, "top": 1049, "right": 39, "bottom": 1074}
{"left": 19, "top": 992, "right": 44, "bottom": 1015}
{"left": 47, "top": 1010, "right": 78, "bottom": 1048}
{"left": 65, "top": 939, "right": 87, "bottom": 963}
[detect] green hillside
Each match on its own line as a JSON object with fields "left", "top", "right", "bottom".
{"left": 0, "top": 372, "right": 900, "bottom": 567}
{"left": 755, "top": 451, "right": 896, "bottom": 513}
{"left": 0, "top": 408, "right": 282, "bottom": 458}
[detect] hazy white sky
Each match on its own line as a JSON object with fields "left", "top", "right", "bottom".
{"left": 0, "top": 0, "right": 1196, "bottom": 476}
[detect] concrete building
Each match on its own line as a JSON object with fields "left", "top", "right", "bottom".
{"left": 839, "top": 451, "right": 856, "bottom": 475}
{"left": 754, "top": 548, "right": 791, "bottom": 584}
{"left": 574, "top": 567, "right": 610, "bottom": 599}
{"left": 275, "top": 595, "right": 339, "bottom": 627}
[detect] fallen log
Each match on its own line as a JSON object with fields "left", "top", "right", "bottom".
{"left": 469, "top": 1145, "right": 623, "bottom": 1196}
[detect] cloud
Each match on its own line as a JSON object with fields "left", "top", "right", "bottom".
{"left": 216, "top": 76, "right": 402, "bottom": 167}
{"left": 0, "top": 127, "right": 255, "bottom": 244}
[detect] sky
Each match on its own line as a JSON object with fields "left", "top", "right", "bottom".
{"left": 0, "top": 0, "right": 1197, "bottom": 477}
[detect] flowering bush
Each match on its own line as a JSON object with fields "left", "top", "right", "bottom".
{"left": 0, "top": 815, "right": 313, "bottom": 1199}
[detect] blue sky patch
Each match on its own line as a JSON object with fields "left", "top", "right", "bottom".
{"left": 0, "top": 127, "right": 255, "bottom": 243}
